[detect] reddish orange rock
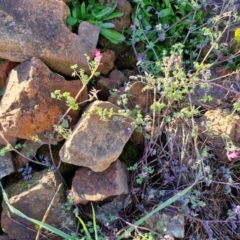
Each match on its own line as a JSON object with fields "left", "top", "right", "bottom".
{"left": 0, "top": 60, "right": 19, "bottom": 89}
{"left": 71, "top": 160, "right": 129, "bottom": 204}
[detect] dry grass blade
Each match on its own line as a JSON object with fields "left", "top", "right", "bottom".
{"left": 35, "top": 182, "right": 63, "bottom": 240}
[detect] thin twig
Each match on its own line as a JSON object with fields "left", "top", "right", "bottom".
{"left": 35, "top": 183, "right": 63, "bottom": 240}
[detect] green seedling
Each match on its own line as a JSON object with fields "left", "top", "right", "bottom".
{"left": 67, "top": 0, "right": 125, "bottom": 44}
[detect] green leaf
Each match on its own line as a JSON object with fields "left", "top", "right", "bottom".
{"left": 72, "top": 8, "right": 77, "bottom": 18}
{"left": 81, "top": 2, "right": 86, "bottom": 19}
{"left": 91, "top": 203, "right": 98, "bottom": 240}
{"left": 104, "top": 12, "right": 123, "bottom": 21}
{"left": 76, "top": 215, "right": 92, "bottom": 240}
{"left": 66, "top": 16, "right": 78, "bottom": 26}
{"left": 92, "top": 3, "right": 105, "bottom": 10}
{"left": 72, "top": 0, "right": 79, "bottom": 9}
{"left": 92, "top": 7, "right": 113, "bottom": 20}
{"left": 105, "top": 2, "right": 118, "bottom": 16}
{"left": 72, "top": 8, "right": 81, "bottom": 19}
{"left": 158, "top": 8, "right": 173, "bottom": 18}
{"left": 98, "top": 22, "right": 115, "bottom": 28}
{"left": 100, "top": 28, "right": 125, "bottom": 44}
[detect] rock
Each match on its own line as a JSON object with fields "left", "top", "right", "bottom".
{"left": 96, "top": 69, "right": 127, "bottom": 98}
{"left": 0, "top": 128, "right": 16, "bottom": 146}
{"left": 71, "top": 160, "right": 129, "bottom": 204}
{"left": 59, "top": 100, "right": 135, "bottom": 172}
{"left": 1, "top": 170, "right": 74, "bottom": 240}
{"left": 0, "top": 58, "right": 88, "bottom": 142}
{"left": 0, "top": 0, "right": 99, "bottom": 75}
{"left": 97, "top": 49, "right": 116, "bottom": 75}
{"left": 0, "top": 150, "right": 14, "bottom": 179}
{"left": 191, "top": 68, "right": 240, "bottom": 109}
{"left": 108, "top": 81, "right": 153, "bottom": 145}
{"left": 108, "top": 81, "right": 153, "bottom": 113}
{"left": 0, "top": 59, "right": 19, "bottom": 90}
{"left": 96, "top": 194, "right": 131, "bottom": 224}
{"left": 13, "top": 140, "right": 42, "bottom": 169}
{"left": 143, "top": 210, "right": 185, "bottom": 238}
{"left": 130, "top": 131, "right": 144, "bottom": 145}
{"left": 0, "top": 234, "right": 11, "bottom": 240}
{"left": 197, "top": 109, "right": 240, "bottom": 162}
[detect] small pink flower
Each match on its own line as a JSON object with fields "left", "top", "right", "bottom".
{"left": 173, "top": 56, "right": 179, "bottom": 62}
{"left": 89, "top": 87, "right": 101, "bottom": 100}
{"left": 94, "top": 49, "right": 102, "bottom": 63}
{"left": 227, "top": 151, "right": 240, "bottom": 161}
{"left": 130, "top": 24, "right": 136, "bottom": 31}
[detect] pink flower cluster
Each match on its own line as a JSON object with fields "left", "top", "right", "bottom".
{"left": 94, "top": 49, "right": 102, "bottom": 63}
{"left": 227, "top": 151, "right": 240, "bottom": 162}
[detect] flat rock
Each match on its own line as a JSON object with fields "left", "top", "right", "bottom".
{"left": 0, "top": 58, "right": 88, "bottom": 142}
{"left": 96, "top": 69, "right": 127, "bottom": 98}
{"left": 0, "top": 234, "right": 11, "bottom": 240}
{"left": 1, "top": 170, "right": 73, "bottom": 240}
{"left": 71, "top": 160, "right": 129, "bottom": 204}
{"left": 96, "top": 194, "right": 131, "bottom": 224}
{"left": 108, "top": 81, "right": 153, "bottom": 145}
{"left": 0, "top": 0, "right": 99, "bottom": 75}
{"left": 59, "top": 100, "right": 135, "bottom": 172}
{"left": 143, "top": 210, "right": 185, "bottom": 238}
{"left": 0, "top": 150, "right": 14, "bottom": 179}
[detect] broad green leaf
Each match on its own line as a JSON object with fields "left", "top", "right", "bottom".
{"left": 104, "top": 12, "right": 124, "bottom": 21}
{"left": 66, "top": 16, "right": 77, "bottom": 26}
{"left": 92, "top": 7, "right": 112, "bottom": 20}
{"left": 141, "top": 17, "right": 151, "bottom": 29}
{"left": 72, "top": 8, "right": 81, "bottom": 19}
{"left": 105, "top": 2, "right": 118, "bottom": 16}
{"left": 142, "top": 7, "right": 152, "bottom": 17}
{"left": 81, "top": 2, "right": 86, "bottom": 19}
{"left": 72, "top": 0, "right": 79, "bottom": 9}
{"left": 98, "top": 22, "right": 115, "bottom": 28}
{"left": 72, "top": 8, "right": 77, "bottom": 18}
{"left": 100, "top": 28, "right": 125, "bottom": 44}
{"left": 158, "top": 8, "right": 173, "bottom": 18}
{"left": 92, "top": 3, "right": 105, "bottom": 10}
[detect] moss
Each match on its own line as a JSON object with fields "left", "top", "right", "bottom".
{"left": 119, "top": 141, "right": 140, "bottom": 167}
{"left": 6, "top": 171, "right": 41, "bottom": 197}
{"left": 0, "top": 58, "right": 5, "bottom": 65}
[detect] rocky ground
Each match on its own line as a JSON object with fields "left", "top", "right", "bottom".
{"left": 0, "top": 0, "right": 240, "bottom": 240}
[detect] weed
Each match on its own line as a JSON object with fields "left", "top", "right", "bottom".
{"left": 67, "top": 0, "right": 125, "bottom": 44}
{"left": 2, "top": 0, "right": 240, "bottom": 239}
{"left": 18, "top": 163, "right": 33, "bottom": 181}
